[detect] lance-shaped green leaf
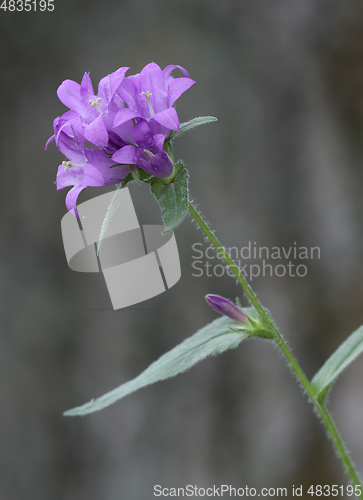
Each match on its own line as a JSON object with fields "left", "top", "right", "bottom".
{"left": 64, "top": 315, "right": 251, "bottom": 417}
{"left": 170, "top": 116, "right": 217, "bottom": 139}
{"left": 151, "top": 163, "right": 189, "bottom": 232}
{"left": 311, "top": 325, "right": 363, "bottom": 402}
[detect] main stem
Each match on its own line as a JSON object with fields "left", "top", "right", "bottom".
{"left": 188, "top": 201, "right": 362, "bottom": 492}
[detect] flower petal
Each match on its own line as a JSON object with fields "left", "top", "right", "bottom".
{"left": 150, "top": 150, "right": 173, "bottom": 178}
{"left": 65, "top": 186, "right": 86, "bottom": 217}
{"left": 167, "top": 77, "right": 195, "bottom": 107}
{"left": 84, "top": 150, "right": 129, "bottom": 180}
{"left": 104, "top": 164, "right": 130, "bottom": 181}
{"left": 152, "top": 107, "right": 179, "bottom": 131}
{"left": 81, "top": 72, "right": 94, "bottom": 94}
{"left": 162, "top": 64, "right": 190, "bottom": 82}
{"left": 84, "top": 115, "right": 109, "bottom": 148}
{"left": 85, "top": 148, "right": 114, "bottom": 169}
{"left": 117, "top": 76, "right": 140, "bottom": 112}
{"left": 45, "top": 134, "right": 55, "bottom": 150}
{"left": 113, "top": 107, "right": 139, "bottom": 127}
{"left": 133, "top": 119, "right": 154, "bottom": 151}
{"left": 112, "top": 145, "right": 142, "bottom": 165}
{"left": 56, "top": 165, "right": 84, "bottom": 190}
{"left": 148, "top": 119, "right": 169, "bottom": 138}
{"left": 139, "top": 62, "right": 167, "bottom": 115}
{"left": 113, "top": 120, "right": 136, "bottom": 146}
{"left": 83, "top": 163, "right": 106, "bottom": 187}
{"left": 205, "top": 295, "right": 249, "bottom": 324}
{"left": 134, "top": 150, "right": 172, "bottom": 178}
{"left": 153, "top": 133, "right": 165, "bottom": 152}
{"left": 53, "top": 110, "right": 79, "bottom": 146}
{"left": 57, "top": 79, "right": 96, "bottom": 121}
{"left": 71, "top": 116, "right": 85, "bottom": 149}
{"left": 58, "top": 131, "right": 86, "bottom": 165}
{"left": 98, "top": 67, "right": 129, "bottom": 103}
{"left": 136, "top": 158, "right": 157, "bottom": 176}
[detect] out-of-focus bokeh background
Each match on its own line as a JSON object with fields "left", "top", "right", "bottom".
{"left": 1, "top": 1, "right": 363, "bottom": 498}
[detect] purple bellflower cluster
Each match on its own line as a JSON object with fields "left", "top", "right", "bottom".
{"left": 46, "top": 63, "right": 195, "bottom": 216}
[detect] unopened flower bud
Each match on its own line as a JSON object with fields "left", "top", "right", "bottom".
{"left": 205, "top": 294, "right": 249, "bottom": 324}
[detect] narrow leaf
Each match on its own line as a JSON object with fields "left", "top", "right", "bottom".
{"left": 311, "top": 325, "right": 363, "bottom": 401}
{"left": 64, "top": 316, "right": 251, "bottom": 416}
{"left": 151, "top": 163, "right": 189, "bottom": 232}
{"left": 97, "top": 183, "right": 125, "bottom": 255}
{"left": 170, "top": 116, "right": 217, "bottom": 139}
{"left": 130, "top": 165, "right": 141, "bottom": 185}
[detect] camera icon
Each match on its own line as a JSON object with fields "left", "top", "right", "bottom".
{"left": 61, "top": 189, "right": 181, "bottom": 309}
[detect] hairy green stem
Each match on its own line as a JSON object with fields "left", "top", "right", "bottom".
{"left": 188, "top": 201, "right": 362, "bottom": 492}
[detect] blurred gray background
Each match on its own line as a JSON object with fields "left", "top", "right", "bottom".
{"left": 1, "top": 0, "right": 363, "bottom": 498}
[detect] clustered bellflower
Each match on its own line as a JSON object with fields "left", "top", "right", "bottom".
{"left": 46, "top": 63, "right": 195, "bottom": 215}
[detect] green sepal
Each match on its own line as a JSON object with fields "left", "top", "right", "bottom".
{"left": 240, "top": 307, "right": 275, "bottom": 340}
{"left": 246, "top": 314, "right": 258, "bottom": 328}
{"left": 253, "top": 329, "right": 274, "bottom": 340}
{"left": 169, "top": 116, "right": 217, "bottom": 139}
{"left": 130, "top": 165, "right": 141, "bottom": 185}
{"left": 150, "top": 163, "right": 189, "bottom": 232}
{"left": 163, "top": 140, "right": 174, "bottom": 162}
{"left": 138, "top": 169, "right": 154, "bottom": 183}
{"left": 122, "top": 172, "right": 134, "bottom": 184}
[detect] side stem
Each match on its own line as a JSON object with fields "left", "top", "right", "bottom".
{"left": 188, "top": 201, "right": 362, "bottom": 492}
